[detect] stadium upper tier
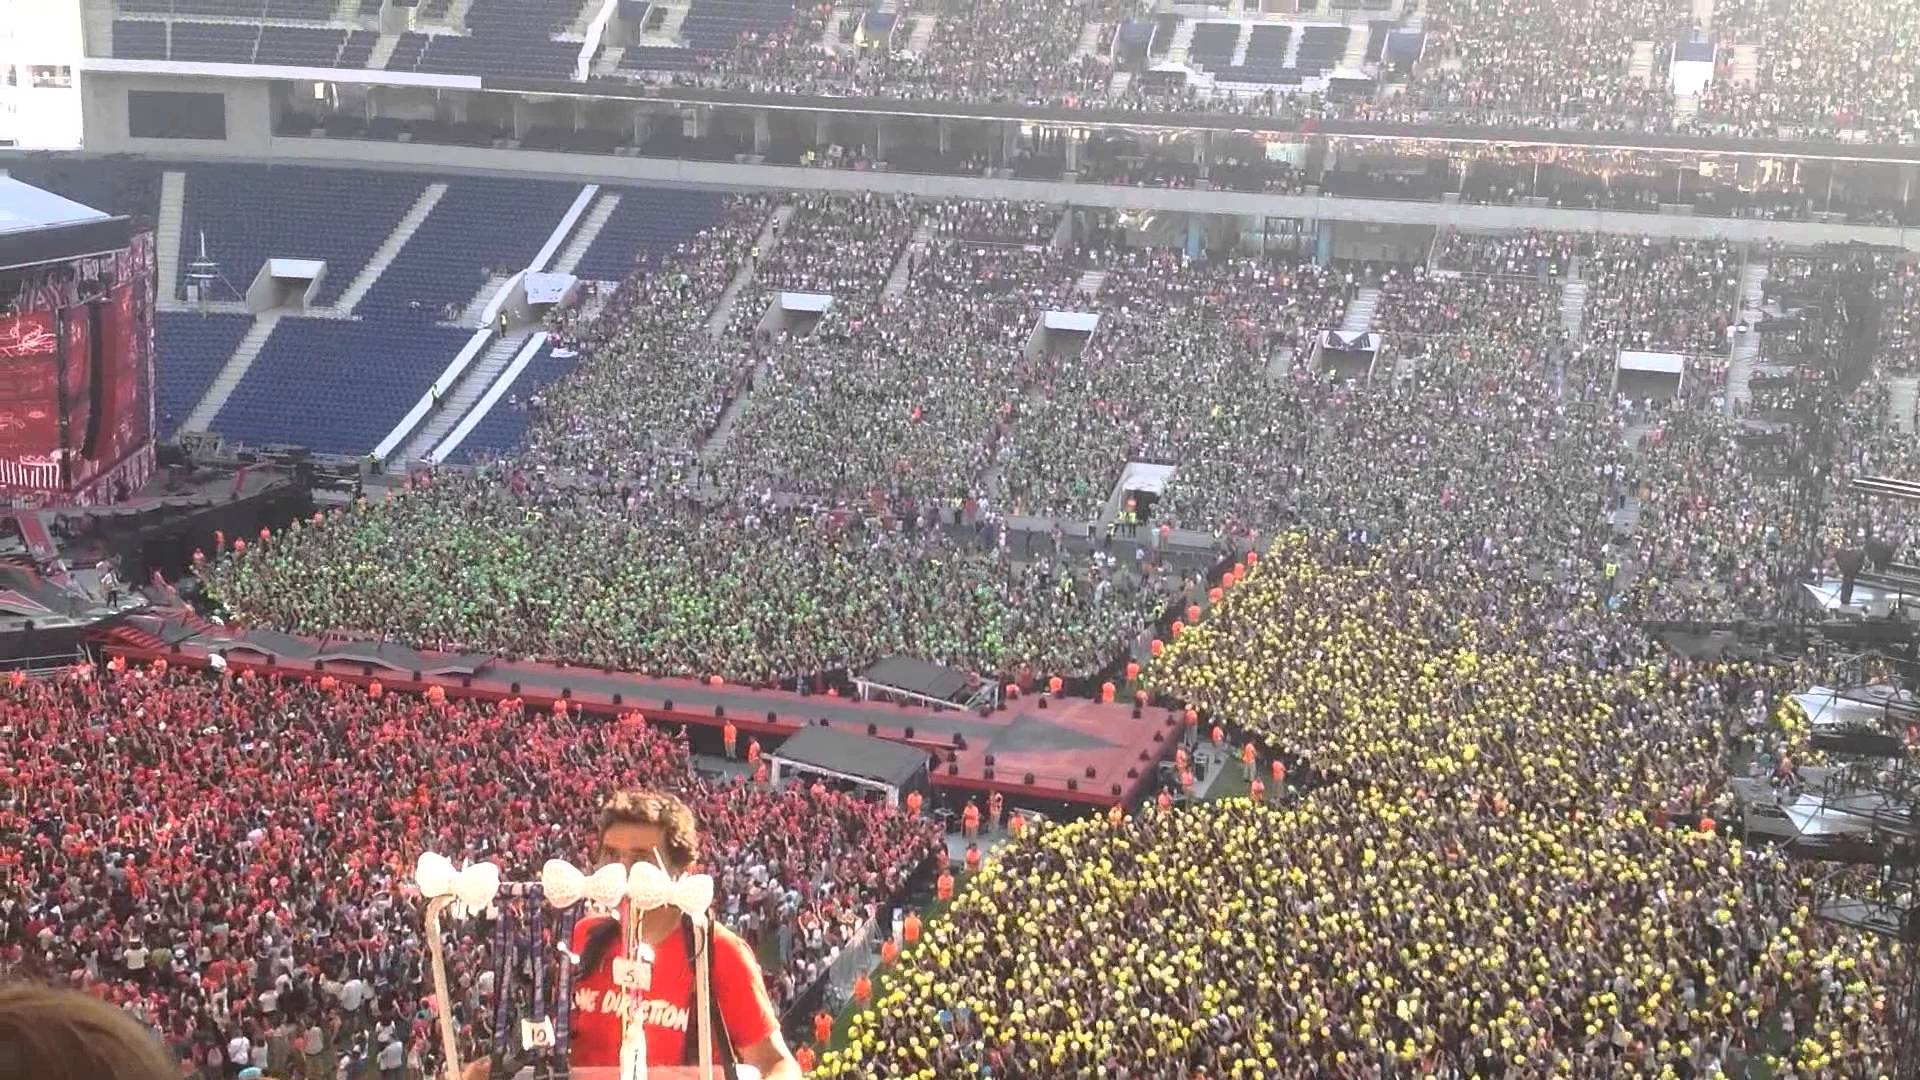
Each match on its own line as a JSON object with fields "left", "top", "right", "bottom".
{"left": 97, "top": 0, "right": 1920, "bottom": 141}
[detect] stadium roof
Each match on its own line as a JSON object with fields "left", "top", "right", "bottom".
{"left": 0, "top": 177, "right": 110, "bottom": 236}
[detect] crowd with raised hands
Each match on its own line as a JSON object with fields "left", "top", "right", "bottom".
{"left": 731, "top": 193, "right": 922, "bottom": 338}
{"left": 821, "top": 793, "right": 1890, "bottom": 1080}
{"left": 1582, "top": 237, "right": 1740, "bottom": 356}
{"left": 994, "top": 253, "right": 1351, "bottom": 520}
{"left": 1430, "top": 228, "right": 1577, "bottom": 278}
{"left": 710, "top": 239, "right": 1078, "bottom": 501}
{"left": 821, "top": 532, "right": 1894, "bottom": 1078}
{"left": 520, "top": 196, "right": 770, "bottom": 479}
{"left": 0, "top": 665, "right": 940, "bottom": 1079}
{"left": 1696, "top": 0, "right": 1920, "bottom": 139}
{"left": 206, "top": 471, "right": 1177, "bottom": 685}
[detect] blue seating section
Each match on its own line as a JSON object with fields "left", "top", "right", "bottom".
{"left": 340, "top": 28, "right": 378, "bottom": 66}
{"left": 1215, "top": 23, "right": 1289, "bottom": 81}
{"left": 1, "top": 159, "right": 161, "bottom": 222}
{"left": 178, "top": 165, "right": 426, "bottom": 305}
{"left": 680, "top": 0, "right": 795, "bottom": 55}
{"left": 255, "top": 25, "right": 349, "bottom": 65}
{"left": 380, "top": 0, "right": 586, "bottom": 78}
{"left": 357, "top": 177, "right": 578, "bottom": 321}
{"left": 1295, "top": 25, "right": 1348, "bottom": 75}
{"left": 212, "top": 320, "right": 472, "bottom": 453}
{"left": 621, "top": 44, "right": 702, "bottom": 71}
{"left": 449, "top": 342, "right": 577, "bottom": 462}
{"left": 122, "top": 0, "right": 328, "bottom": 16}
{"left": 1187, "top": 22, "right": 1239, "bottom": 70}
{"left": 168, "top": 22, "right": 258, "bottom": 64}
{"left": 386, "top": 31, "right": 430, "bottom": 69}
{"left": 155, "top": 313, "right": 252, "bottom": 438}
{"left": 570, "top": 188, "right": 727, "bottom": 282}
{"left": 112, "top": 20, "right": 168, "bottom": 60}
{"left": 1364, "top": 19, "right": 1391, "bottom": 63}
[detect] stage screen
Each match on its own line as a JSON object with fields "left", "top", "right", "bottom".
{"left": 0, "top": 309, "right": 63, "bottom": 489}
{"left": 0, "top": 229, "right": 156, "bottom": 503}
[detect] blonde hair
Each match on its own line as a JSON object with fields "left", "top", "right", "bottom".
{"left": 0, "top": 980, "right": 182, "bottom": 1080}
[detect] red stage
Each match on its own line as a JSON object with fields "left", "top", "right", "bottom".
{"left": 99, "top": 614, "right": 1176, "bottom": 809}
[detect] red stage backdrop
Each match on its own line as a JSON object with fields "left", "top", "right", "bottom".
{"left": 0, "top": 231, "right": 156, "bottom": 504}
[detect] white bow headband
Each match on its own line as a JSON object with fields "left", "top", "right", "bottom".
{"left": 411, "top": 852, "right": 713, "bottom": 923}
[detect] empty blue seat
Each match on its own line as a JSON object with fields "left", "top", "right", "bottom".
{"left": 178, "top": 165, "right": 426, "bottom": 305}
{"left": 449, "top": 341, "right": 577, "bottom": 461}
{"left": 112, "top": 20, "right": 169, "bottom": 60}
{"left": 212, "top": 319, "right": 472, "bottom": 453}
{"left": 570, "top": 188, "right": 727, "bottom": 282}
{"left": 357, "top": 177, "right": 578, "bottom": 320}
{"left": 155, "top": 313, "right": 252, "bottom": 437}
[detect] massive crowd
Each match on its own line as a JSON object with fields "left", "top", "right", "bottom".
{"left": 206, "top": 472, "right": 1178, "bottom": 685}
{"left": 601, "top": 0, "right": 1920, "bottom": 139}
{"left": 0, "top": 666, "right": 941, "bottom": 1078}
{"left": 36, "top": 187, "right": 1920, "bottom": 1077}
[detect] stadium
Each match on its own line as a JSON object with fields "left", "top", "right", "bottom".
{"left": 1, "top": 0, "right": 1919, "bottom": 1076}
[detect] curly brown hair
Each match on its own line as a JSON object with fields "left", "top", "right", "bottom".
{"left": 596, "top": 787, "right": 700, "bottom": 871}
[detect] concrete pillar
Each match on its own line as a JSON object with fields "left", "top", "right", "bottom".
{"left": 511, "top": 97, "right": 525, "bottom": 139}
{"left": 754, "top": 111, "right": 770, "bottom": 154}
{"left": 937, "top": 118, "right": 951, "bottom": 157}
{"left": 633, "top": 109, "right": 651, "bottom": 147}
{"left": 1315, "top": 221, "right": 1334, "bottom": 266}
{"left": 1001, "top": 121, "right": 1019, "bottom": 167}
{"left": 1194, "top": 132, "right": 1211, "bottom": 180}
{"left": 688, "top": 106, "right": 709, "bottom": 139}
{"left": 1185, "top": 216, "right": 1204, "bottom": 259}
{"left": 1903, "top": 164, "right": 1917, "bottom": 212}
{"left": 1064, "top": 130, "right": 1080, "bottom": 173}
{"left": 815, "top": 112, "right": 830, "bottom": 147}
{"left": 874, "top": 116, "right": 888, "bottom": 161}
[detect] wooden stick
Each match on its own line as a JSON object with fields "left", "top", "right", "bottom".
{"left": 423, "top": 895, "right": 463, "bottom": 1080}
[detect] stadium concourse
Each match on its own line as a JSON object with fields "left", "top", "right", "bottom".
{"left": 8, "top": 150, "right": 1920, "bottom": 1080}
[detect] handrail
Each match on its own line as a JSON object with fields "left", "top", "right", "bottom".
{"left": 429, "top": 332, "right": 549, "bottom": 463}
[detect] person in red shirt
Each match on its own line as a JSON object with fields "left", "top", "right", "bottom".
{"left": 464, "top": 788, "right": 800, "bottom": 1080}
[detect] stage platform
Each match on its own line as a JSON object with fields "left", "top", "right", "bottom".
{"left": 98, "top": 613, "right": 1174, "bottom": 809}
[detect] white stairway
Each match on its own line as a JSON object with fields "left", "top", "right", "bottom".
{"left": 181, "top": 313, "right": 283, "bottom": 433}
{"left": 1889, "top": 376, "right": 1919, "bottom": 435}
{"left": 156, "top": 171, "right": 187, "bottom": 307}
{"left": 1738, "top": 259, "right": 1768, "bottom": 321}
{"left": 1230, "top": 25, "right": 1253, "bottom": 68}
{"left": 707, "top": 204, "right": 794, "bottom": 339}
{"left": 1725, "top": 328, "right": 1761, "bottom": 412}
{"left": 1340, "top": 287, "right": 1382, "bottom": 333}
{"left": 594, "top": 45, "right": 626, "bottom": 75}
{"left": 883, "top": 223, "right": 931, "bottom": 301}
{"left": 440, "top": 0, "right": 473, "bottom": 29}
{"left": 1730, "top": 44, "right": 1759, "bottom": 87}
{"left": 368, "top": 31, "right": 401, "bottom": 69}
{"left": 334, "top": 0, "right": 362, "bottom": 21}
{"left": 1628, "top": 41, "right": 1655, "bottom": 86}
{"left": 1107, "top": 71, "right": 1133, "bottom": 98}
{"left": 1071, "top": 21, "right": 1105, "bottom": 62}
{"left": 1691, "top": 0, "right": 1715, "bottom": 30}
{"left": 1674, "top": 94, "right": 1699, "bottom": 122}
{"left": 1559, "top": 279, "right": 1589, "bottom": 341}
{"left": 1166, "top": 18, "right": 1197, "bottom": 68}
{"left": 1075, "top": 268, "right": 1109, "bottom": 300}
{"left": 459, "top": 273, "right": 515, "bottom": 327}
{"left": 397, "top": 329, "right": 533, "bottom": 463}
{"left": 324, "top": 183, "right": 447, "bottom": 317}
{"left": 904, "top": 14, "right": 936, "bottom": 54}
{"left": 550, "top": 192, "right": 622, "bottom": 277}
{"left": 646, "top": 3, "right": 690, "bottom": 44}
{"left": 1340, "top": 25, "right": 1368, "bottom": 68}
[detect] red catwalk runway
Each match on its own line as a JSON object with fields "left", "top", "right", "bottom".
{"left": 100, "top": 612, "right": 1176, "bottom": 808}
